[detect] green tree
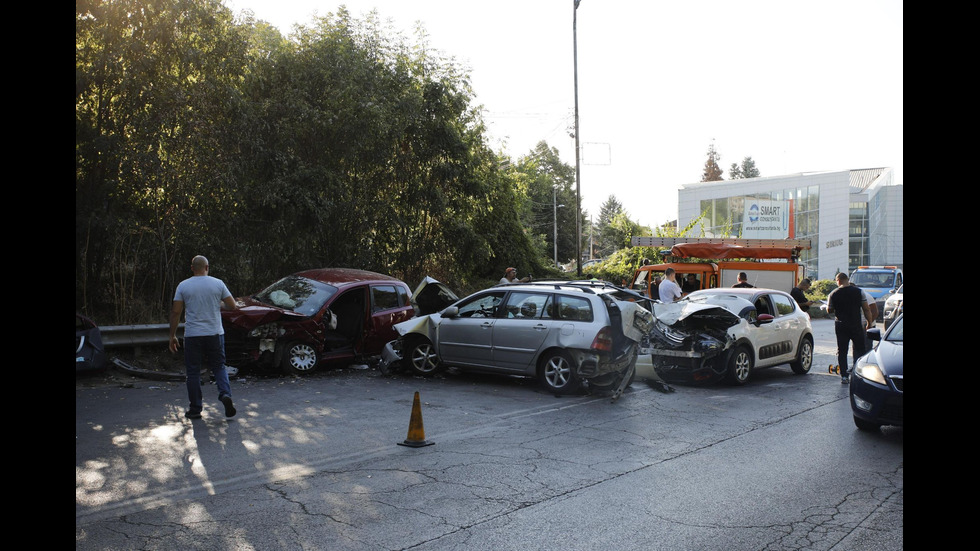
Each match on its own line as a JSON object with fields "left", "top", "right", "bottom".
{"left": 76, "top": 0, "right": 252, "bottom": 321}
{"left": 512, "top": 141, "right": 581, "bottom": 266}
{"left": 77, "top": 2, "right": 556, "bottom": 323}
{"left": 596, "top": 195, "right": 623, "bottom": 228}
{"left": 701, "top": 142, "right": 724, "bottom": 182}
{"left": 729, "top": 156, "right": 761, "bottom": 179}
{"left": 587, "top": 212, "right": 677, "bottom": 285}
{"left": 593, "top": 195, "right": 624, "bottom": 257}
{"left": 234, "top": 9, "right": 520, "bottom": 290}
{"left": 605, "top": 211, "right": 642, "bottom": 252}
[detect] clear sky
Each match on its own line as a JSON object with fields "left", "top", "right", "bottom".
{"left": 225, "top": 0, "right": 903, "bottom": 229}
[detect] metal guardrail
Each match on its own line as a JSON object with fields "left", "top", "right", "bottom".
{"left": 100, "top": 324, "right": 181, "bottom": 348}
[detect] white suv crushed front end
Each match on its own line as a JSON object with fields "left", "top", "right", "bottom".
{"left": 646, "top": 288, "right": 814, "bottom": 385}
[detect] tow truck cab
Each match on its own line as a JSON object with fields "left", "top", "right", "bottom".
{"left": 630, "top": 262, "right": 717, "bottom": 299}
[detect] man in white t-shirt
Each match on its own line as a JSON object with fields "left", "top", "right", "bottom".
{"left": 169, "top": 255, "right": 239, "bottom": 420}
{"left": 850, "top": 281, "right": 879, "bottom": 351}
{"left": 850, "top": 282, "right": 878, "bottom": 323}
{"left": 658, "top": 267, "right": 683, "bottom": 303}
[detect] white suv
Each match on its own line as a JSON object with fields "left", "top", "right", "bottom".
{"left": 645, "top": 288, "right": 814, "bottom": 385}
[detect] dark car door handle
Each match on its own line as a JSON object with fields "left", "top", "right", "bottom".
{"left": 533, "top": 324, "right": 547, "bottom": 331}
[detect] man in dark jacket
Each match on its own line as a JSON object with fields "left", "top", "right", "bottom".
{"left": 826, "top": 272, "right": 874, "bottom": 384}
{"left": 681, "top": 273, "right": 701, "bottom": 294}
{"left": 791, "top": 278, "right": 816, "bottom": 312}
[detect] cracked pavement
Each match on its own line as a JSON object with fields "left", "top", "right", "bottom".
{"left": 76, "top": 318, "right": 901, "bottom": 550}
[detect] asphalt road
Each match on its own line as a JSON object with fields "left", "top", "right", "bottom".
{"left": 76, "top": 318, "right": 902, "bottom": 550}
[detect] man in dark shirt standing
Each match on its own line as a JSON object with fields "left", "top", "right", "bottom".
{"left": 791, "top": 278, "right": 816, "bottom": 312}
{"left": 732, "top": 272, "right": 754, "bottom": 288}
{"left": 681, "top": 273, "right": 701, "bottom": 294}
{"left": 827, "top": 272, "right": 874, "bottom": 384}
{"left": 650, "top": 275, "right": 662, "bottom": 301}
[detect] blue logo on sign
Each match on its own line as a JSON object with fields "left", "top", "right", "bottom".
{"left": 748, "top": 203, "right": 759, "bottom": 223}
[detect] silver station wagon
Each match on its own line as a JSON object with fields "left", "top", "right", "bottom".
{"left": 380, "top": 281, "right": 653, "bottom": 395}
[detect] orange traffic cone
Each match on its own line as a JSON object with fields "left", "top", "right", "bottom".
{"left": 398, "top": 391, "right": 434, "bottom": 447}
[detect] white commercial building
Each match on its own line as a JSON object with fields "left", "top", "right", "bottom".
{"left": 677, "top": 167, "right": 902, "bottom": 282}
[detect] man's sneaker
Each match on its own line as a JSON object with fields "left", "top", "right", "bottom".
{"left": 840, "top": 375, "right": 849, "bottom": 384}
{"left": 220, "top": 395, "right": 237, "bottom": 418}
{"left": 185, "top": 410, "right": 202, "bottom": 419}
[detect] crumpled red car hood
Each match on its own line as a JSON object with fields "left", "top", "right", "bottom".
{"left": 221, "top": 297, "right": 306, "bottom": 329}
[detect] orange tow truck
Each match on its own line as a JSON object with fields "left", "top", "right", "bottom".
{"left": 627, "top": 238, "right": 810, "bottom": 300}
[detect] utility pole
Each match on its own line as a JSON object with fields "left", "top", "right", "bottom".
{"left": 573, "top": 0, "right": 582, "bottom": 278}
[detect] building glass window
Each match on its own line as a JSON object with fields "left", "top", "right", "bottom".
{"left": 848, "top": 201, "right": 870, "bottom": 269}
{"left": 793, "top": 186, "right": 820, "bottom": 277}
{"left": 695, "top": 186, "right": 820, "bottom": 280}
{"left": 711, "top": 197, "right": 730, "bottom": 228}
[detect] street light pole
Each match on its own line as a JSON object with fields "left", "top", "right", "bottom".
{"left": 573, "top": 0, "right": 582, "bottom": 278}
{"left": 553, "top": 187, "right": 564, "bottom": 267}
{"left": 554, "top": 186, "right": 559, "bottom": 267}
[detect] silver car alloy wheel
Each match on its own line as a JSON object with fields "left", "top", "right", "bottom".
{"left": 792, "top": 337, "right": 813, "bottom": 374}
{"left": 543, "top": 354, "right": 573, "bottom": 389}
{"left": 801, "top": 341, "right": 813, "bottom": 369}
{"left": 731, "top": 349, "right": 752, "bottom": 383}
{"left": 410, "top": 342, "right": 440, "bottom": 374}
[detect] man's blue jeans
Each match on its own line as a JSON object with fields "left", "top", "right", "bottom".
{"left": 183, "top": 334, "right": 232, "bottom": 413}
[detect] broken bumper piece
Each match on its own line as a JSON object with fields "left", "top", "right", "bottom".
{"left": 379, "top": 340, "right": 403, "bottom": 374}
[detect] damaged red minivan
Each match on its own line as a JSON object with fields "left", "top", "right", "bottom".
{"left": 222, "top": 268, "right": 428, "bottom": 375}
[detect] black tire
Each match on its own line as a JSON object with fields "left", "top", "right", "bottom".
{"left": 538, "top": 350, "right": 581, "bottom": 395}
{"left": 853, "top": 415, "right": 881, "bottom": 432}
{"left": 725, "top": 345, "right": 753, "bottom": 385}
{"left": 280, "top": 342, "right": 320, "bottom": 375}
{"left": 790, "top": 335, "right": 814, "bottom": 374}
{"left": 406, "top": 338, "right": 441, "bottom": 376}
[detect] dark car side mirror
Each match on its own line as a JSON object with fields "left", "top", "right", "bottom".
{"left": 866, "top": 328, "right": 882, "bottom": 341}
{"left": 440, "top": 306, "right": 459, "bottom": 318}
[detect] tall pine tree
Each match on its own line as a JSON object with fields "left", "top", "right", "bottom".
{"left": 730, "top": 156, "right": 760, "bottom": 179}
{"left": 701, "top": 142, "right": 724, "bottom": 182}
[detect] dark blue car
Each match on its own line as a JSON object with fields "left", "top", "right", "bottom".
{"left": 850, "top": 314, "right": 903, "bottom": 431}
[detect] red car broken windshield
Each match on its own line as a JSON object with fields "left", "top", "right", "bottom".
{"left": 252, "top": 275, "right": 338, "bottom": 317}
